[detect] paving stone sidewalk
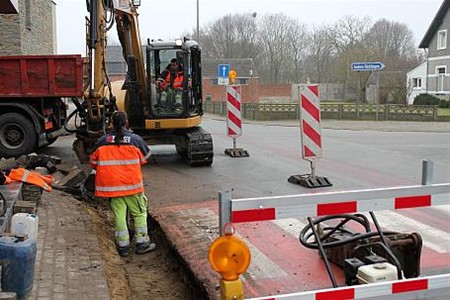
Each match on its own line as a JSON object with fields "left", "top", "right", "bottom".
{"left": 30, "top": 191, "right": 109, "bottom": 300}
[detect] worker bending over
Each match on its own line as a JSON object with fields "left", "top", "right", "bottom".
{"left": 90, "top": 111, "right": 155, "bottom": 257}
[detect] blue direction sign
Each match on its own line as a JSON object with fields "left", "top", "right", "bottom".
{"left": 351, "top": 62, "right": 385, "bottom": 71}
{"left": 218, "top": 64, "right": 230, "bottom": 78}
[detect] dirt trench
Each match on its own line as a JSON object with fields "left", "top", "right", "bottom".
{"left": 83, "top": 199, "right": 198, "bottom": 300}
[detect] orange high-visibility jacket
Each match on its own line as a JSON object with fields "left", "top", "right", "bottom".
{"left": 89, "top": 129, "right": 150, "bottom": 198}
{"left": 8, "top": 168, "right": 53, "bottom": 191}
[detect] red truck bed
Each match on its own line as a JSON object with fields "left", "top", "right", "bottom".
{"left": 0, "top": 54, "right": 83, "bottom": 98}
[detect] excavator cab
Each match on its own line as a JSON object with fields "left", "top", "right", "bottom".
{"left": 146, "top": 39, "right": 203, "bottom": 120}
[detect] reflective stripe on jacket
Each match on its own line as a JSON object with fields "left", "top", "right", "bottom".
{"left": 90, "top": 132, "right": 149, "bottom": 198}
{"left": 8, "top": 168, "right": 53, "bottom": 191}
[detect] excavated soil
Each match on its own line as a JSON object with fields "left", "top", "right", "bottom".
{"left": 83, "top": 199, "right": 194, "bottom": 300}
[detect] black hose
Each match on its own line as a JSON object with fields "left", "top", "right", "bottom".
{"left": 299, "top": 214, "right": 405, "bottom": 282}
{"left": 369, "top": 212, "right": 403, "bottom": 280}
{"left": 64, "top": 108, "right": 79, "bottom": 134}
{"left": 299, "top": 214, "right": 377, "bottom": 249}
{"left": 307, "top": 217, "right": 338, "bottom": 288}
{"left": 103, "top": 0, "right": 115, "bottom": 32}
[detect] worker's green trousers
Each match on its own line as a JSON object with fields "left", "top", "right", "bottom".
{"left": 110, "top": 193, "right": 150, "bottom": 248}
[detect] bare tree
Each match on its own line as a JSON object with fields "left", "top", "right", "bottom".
{"left": 286, "top": 20, "right": 309, "bottom": 83}
{"left": 205, "top": 14, "right": 240, "bottom": 58}
{"left": 363, "top": 19, "right": 417, "bottom": 67}
{"left": 328, "top": 15, "right": 372, "bottom": 52}
{"left": 258, "top": 13, "right": 297, "bottom": 83}
{"left": 195, "top": 13, "right": 262, "bottom": 63}
{"left": 327, "top": 16, "right": 372, "bottom": 100}
{"left": 305, "top": 25, "right": 334, "bottom": 83}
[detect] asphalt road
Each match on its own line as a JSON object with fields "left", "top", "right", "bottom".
{"left": 44, "top": 118, "right": 450, "bottom": 206}
{"left": 143, "top": 118, "right": 450, "bottom": 207}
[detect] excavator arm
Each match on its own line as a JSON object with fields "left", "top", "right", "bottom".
{"left": 113, "top": 0, "right": 150, "bottom": 127}
{"left": 72, "top": 0, "right": 145, "bottom": 162}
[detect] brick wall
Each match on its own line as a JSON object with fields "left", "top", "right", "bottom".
{"left": 259, "top": 83, "right": 292, "bottom": 97}
{"left": 202, "top": 77, "right": 260, "bottom": 103}
{"left": 0, "top": 13, "right": 21, "bottom": 54}
{"left": 0, "top": 0, "right": 55, "bottom": 55}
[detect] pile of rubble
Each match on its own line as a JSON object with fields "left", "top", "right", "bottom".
{"left": 0, "top": 153, "right": 92, "bottom": 202}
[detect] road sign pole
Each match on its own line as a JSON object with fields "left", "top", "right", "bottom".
{"left": 376, "top": 70, "right": 380, "bottom": 121}
{"left": 357, "top": 72, "right": 361, "bottom": 119}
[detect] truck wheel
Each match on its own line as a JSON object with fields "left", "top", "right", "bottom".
{"left": 0, "top": 113, "right": 37, "bottom": 158}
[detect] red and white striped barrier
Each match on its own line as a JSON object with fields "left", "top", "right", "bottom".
{"left": 300, "top": 85, "right": 322, "bottom": 159}
{"left": 226, "top": 183, "right": 450, "bottom": 223}
{"left": 247, "top": 273, "right": 450, "bottom": 300}
{"left": 226, "top": 85, "right": 242, "bottom": 138}
{"left": 289, "top": 85, "right": 330, "bottom": 187}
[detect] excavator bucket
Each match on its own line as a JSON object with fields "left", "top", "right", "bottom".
{"left": 224, "top": 148, "right": 250, "bottom": 158}
{"left": 288, "top": 174, "right": 332, "bottom": 188}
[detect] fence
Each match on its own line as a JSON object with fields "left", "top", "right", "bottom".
{"left": 204, "top": 102, "right": 444, "bottom": 122}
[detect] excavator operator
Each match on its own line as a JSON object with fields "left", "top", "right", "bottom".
{"left": 156, "top": 58, "right": 184, "bottom": 91}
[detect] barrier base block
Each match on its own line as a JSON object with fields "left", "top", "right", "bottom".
{"left": 288, "top": 174, "right": 332, "bottom": 188}
{"left": 224, "top": 148, "right": 250, "bottom": 158}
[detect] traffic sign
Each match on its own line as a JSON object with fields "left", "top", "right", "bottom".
{"left": 351, "top": 62, "right": 385, "bottom": 71}
{"left": 218, "top": 77, "right": 229, "bottom": 86}
{"left": 218, "top": 64, "right": 230, "bottom": 78}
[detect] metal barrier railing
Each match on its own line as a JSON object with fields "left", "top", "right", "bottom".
{"left": 216, "top": 163, "right": 450, "bottom": 299}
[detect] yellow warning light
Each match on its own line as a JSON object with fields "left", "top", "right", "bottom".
{"left": 208, "top": 224, "right": 251, "bottom": 281}
{"left": 229, "top": 69, "right": 237, "bottom": 79}
{"left": 229, "top": 69, "right": 237, "bottom": 85}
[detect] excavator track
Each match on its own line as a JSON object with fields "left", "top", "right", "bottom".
{"left": 176, "top": 127, "right": 213, "bottom": 166}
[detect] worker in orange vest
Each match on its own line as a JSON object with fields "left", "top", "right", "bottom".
{"left": 156, "top": 58, "right": 180, "bottom": 91}
{"left": 89, "top": 111, "right": 155, "bottom": 257}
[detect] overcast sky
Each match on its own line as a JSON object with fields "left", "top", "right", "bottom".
{"left": 55, "top": 0, "right": 443, "bottom": 55}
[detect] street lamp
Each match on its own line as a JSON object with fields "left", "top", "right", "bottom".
{"left": 196, "top": 0, "right": 200, "bottom": 42}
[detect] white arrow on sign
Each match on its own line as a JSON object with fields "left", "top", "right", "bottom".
{"left": 221, "top": 66, "right": 228, "bottom": 77}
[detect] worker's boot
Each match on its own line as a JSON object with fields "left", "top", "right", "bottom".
{"left": 135, "top": 241, "right": 156, "bottom": 254}
{"left": 117, "top": 246, "right": 130, "bottom": 257}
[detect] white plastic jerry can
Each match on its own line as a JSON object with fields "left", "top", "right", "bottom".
{"left": 11, "top": 213, "right": 39, "bottom": 241}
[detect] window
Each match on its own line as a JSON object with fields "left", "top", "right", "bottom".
{"left": 437, "top": 30, "right": 447, "bottom": 50}
{"left": 436, "top": 66, "right": 446, "bottom": 92}
{"left": 412, "top": 78, "right": 422, "bottom": 89}
{"left": 211, "top": 78, "right": 218, "bottom": 85}
{"left": 238, "top": 78, "right": 248, "bottom": 85}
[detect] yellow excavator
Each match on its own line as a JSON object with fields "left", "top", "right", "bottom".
{"left": 70, "top": 0, "right": 213, "bottom": 166}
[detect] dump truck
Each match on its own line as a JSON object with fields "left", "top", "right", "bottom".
{"left": 0, "top": 54, "right": 83, "bottom": 158}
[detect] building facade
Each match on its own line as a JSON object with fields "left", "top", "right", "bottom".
{"left": 406, "top": 62, "right": 427, "bottom": 104}
{"left": 419, "top": 0, "right": 450, "bottom": 100}
{"left": 0, "top": 0, "right": 56, "bottom": 55}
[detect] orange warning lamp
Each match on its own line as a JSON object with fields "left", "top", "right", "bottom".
{"left": 229, "top": 69, "right": 237, "bottom": 85}
{"left": 208, "top": 223, "right": 251, "bottom": 281}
